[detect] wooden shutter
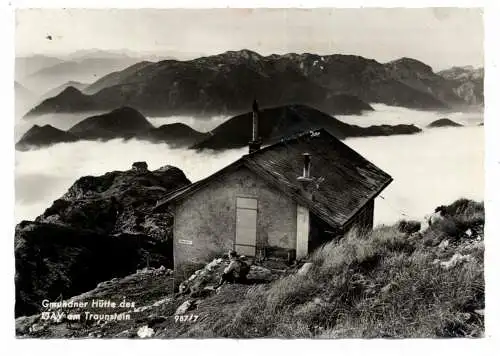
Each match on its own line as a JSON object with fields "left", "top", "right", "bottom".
{"left": 235, "top": 197, "right": 258, "bottom": 256}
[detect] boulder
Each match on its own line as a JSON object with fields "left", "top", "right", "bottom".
{"left": 179, "top": 257, "right": 276, "bottom": 294}
{"left": 427, "top": 118, "right": 463, "bottom": 128}
{"left": 438, "top": 239, "right": 449, "bottom": 251}
{"left": 179, "top": 258, "right": 227, "bottom": 294}
{"left": 137, "top": 325, "right": 155, "bottom": 338}
{"left": 440, "top": 253, "right": 473, "bottom": 269}
{"left": 175, "top": 300, "right": 193, "bottom": 315}
{"left": 132, "top": 161, "right": 148, "bottom": 173}
{"left": 474, "top": 309, "right": 485, "bottom": 316}
{"left": 247, "top": 265, "right": 273, "bottom": 281}
{"left": 297, "top": 262, "right": 314, "bottom": 276}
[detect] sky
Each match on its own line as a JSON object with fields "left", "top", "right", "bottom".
{"left": 15, "top": 7, "right": 483, "bottom": 72}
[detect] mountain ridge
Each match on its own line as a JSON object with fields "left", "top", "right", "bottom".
{"left": 437, "top": 66, "right": 484, "bottom": 106}
{"left": 17, "top": 105, "right": 424, "bottom": 151}
{"left": 16, "top": 106, "right": 209, "bottom": 150}
{"left": 192, "top": 104, "right": 422, "bottom": 150}
{"left": 24, "top": 50, "right": 478, "bottom": 118}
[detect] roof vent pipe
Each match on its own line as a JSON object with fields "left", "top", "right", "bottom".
{"left": 302, "top": 153, "right": 311, "bottom": 179}
{"left": 297, "top": 153, "right": 314, "bottom": 198}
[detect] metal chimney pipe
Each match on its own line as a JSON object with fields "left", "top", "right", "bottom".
{"left": 303, "top": 153, "right": 311, "bottom": 178}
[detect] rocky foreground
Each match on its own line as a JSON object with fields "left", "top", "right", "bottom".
{"left": 16, "top": 197, "right": 484, "bottom": 338}
{"left": 16, "top": 258, "right": 290, "bottom": 338}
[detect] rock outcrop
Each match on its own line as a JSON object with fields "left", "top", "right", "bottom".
{"left": 38, "top": 163, "right": 189, "bottom": 235}
{"left": 15, "top": 163, "right": 190, "bottom": 317}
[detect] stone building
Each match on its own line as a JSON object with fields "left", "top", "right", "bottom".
{"left": 155, "top": 103, "right": 392, "bottom": 281}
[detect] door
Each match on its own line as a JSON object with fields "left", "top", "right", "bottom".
{"left": 235, "top": 197, "right": 258, "bottom": 256}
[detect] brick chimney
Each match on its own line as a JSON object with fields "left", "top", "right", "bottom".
{"left": 248, "top": 99, "right": 262, "bottom": 153}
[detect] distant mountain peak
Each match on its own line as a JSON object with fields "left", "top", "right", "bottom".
{"left": 192, "top": 104, "right": 421, "bottom": 151}
{"left": 66, "top": 80, "right": 87, "bottom": 86}
{"left": 224, "top": 49, "right": 262, "bottom": 58}
{"left": 109, "top": 106, "right": 143, "bottom": 116}
{"left": 386, "top": 57, "right": 434, "bottom": 73}
{"left": 17, "top": 107, "right": 209, "bottom": 149}
{"left": 58, "top": 86, "right": 84, "bottom": 97}
{"left": 39, "top": 81, "right": 89, "bottom": 101}
{"left": 26, "top": 123, "right": 62, "bottom": 132}
{"left": 67, "top": 106, "right": 153, "bottom": 139}
{"left": 16, "top": 123, "right": 78, "bottom": 150}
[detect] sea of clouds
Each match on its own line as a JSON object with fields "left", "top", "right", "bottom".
{"left": 15, "top": 104, "right": 484, "bottom": 225}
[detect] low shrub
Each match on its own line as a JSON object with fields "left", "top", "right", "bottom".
{"left": 397, "top": 220, "right": 421, "bottom": 235}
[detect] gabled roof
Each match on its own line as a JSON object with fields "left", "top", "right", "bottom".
{"left": 155, "top": 128, "right": 392, "bottom": 229}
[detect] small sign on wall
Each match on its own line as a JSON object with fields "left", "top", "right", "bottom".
{"left": 178, "top": 239, "right": 193, "bottom": 245}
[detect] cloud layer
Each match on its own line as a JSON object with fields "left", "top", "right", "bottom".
{"left": 15, "top": 106, "right": 484, "bottom": 226}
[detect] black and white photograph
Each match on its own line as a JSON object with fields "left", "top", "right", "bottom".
{"left": 10, "top": 5, "right": 489, "bottom": 341}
